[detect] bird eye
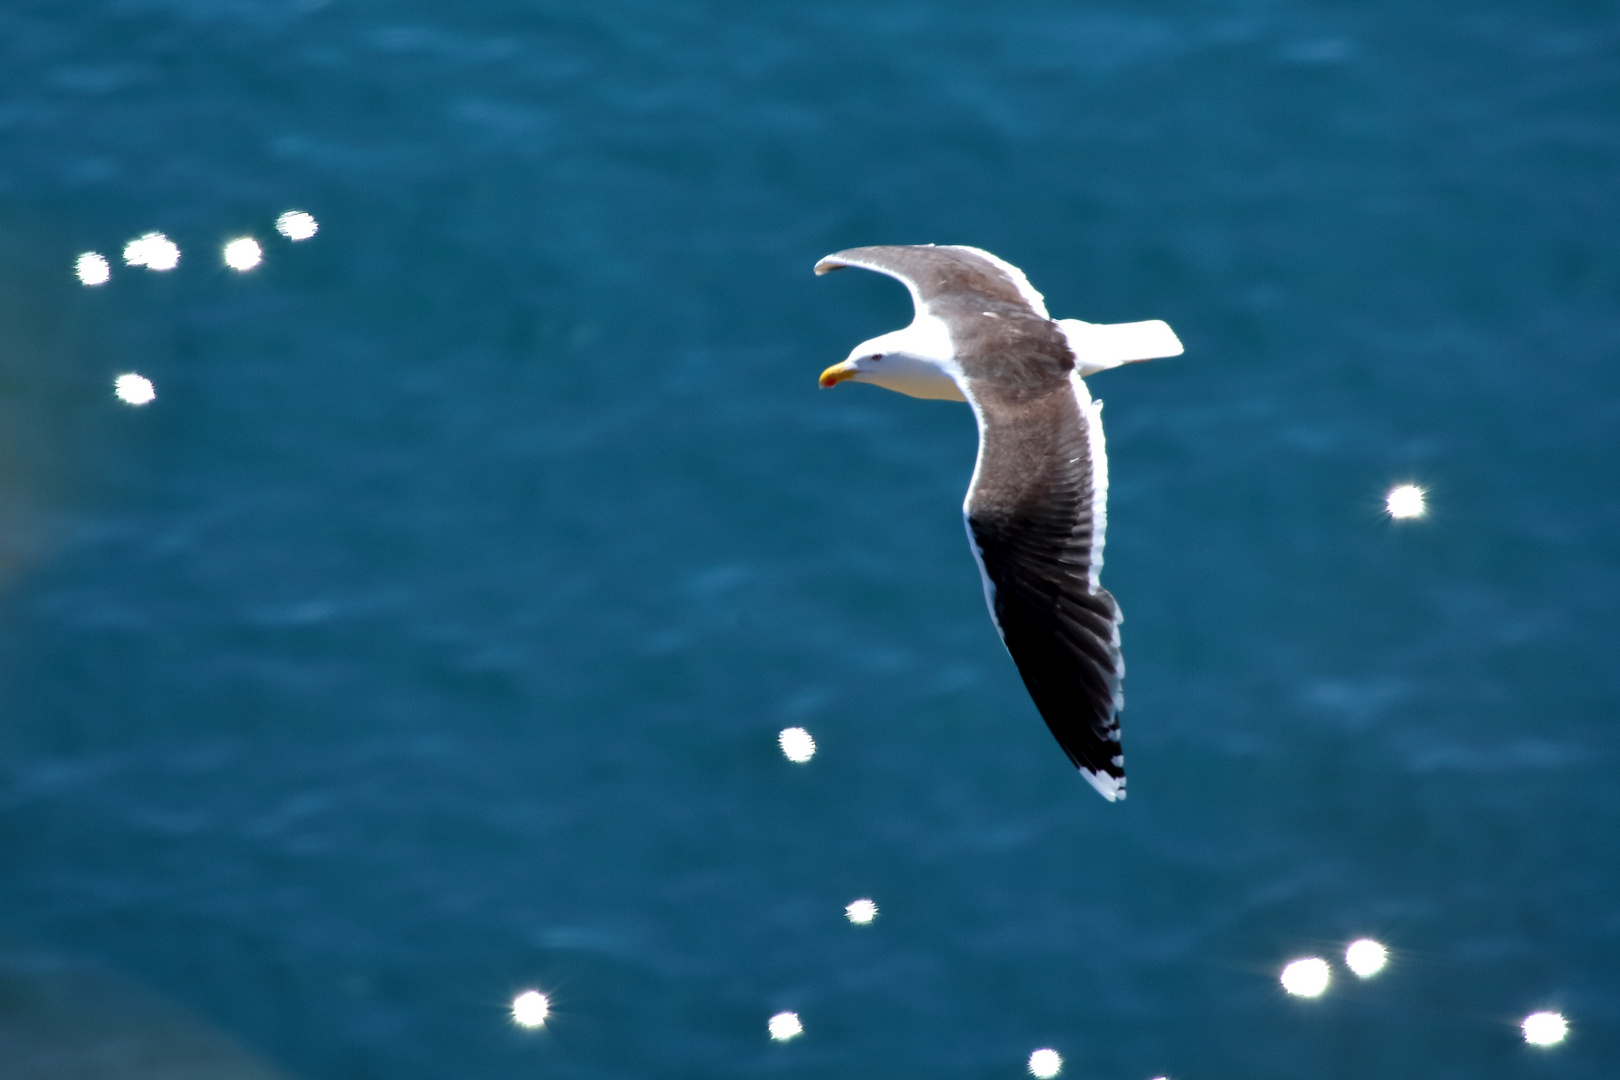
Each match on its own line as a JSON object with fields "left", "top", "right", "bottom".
{"left": 866, "top": 353, "right": 882, "bottom": 362}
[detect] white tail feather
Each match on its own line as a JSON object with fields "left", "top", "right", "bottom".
{"left": 1058, "top": 319, "right": 1183, "bottom": 377}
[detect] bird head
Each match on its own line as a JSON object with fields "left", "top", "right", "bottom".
{"left": 817, "top": 321, "right": 966, "bottom": 402}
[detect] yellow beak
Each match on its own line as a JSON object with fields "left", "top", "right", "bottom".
{"left": 819, "top": 360, "right": 857, "bottom": 388}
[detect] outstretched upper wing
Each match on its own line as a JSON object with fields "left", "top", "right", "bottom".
{"left": 963, "top": 372, "right": 1127, "bottom": 801}
{"left": 814, "top": 245, "right": 1051, "bottom": 321}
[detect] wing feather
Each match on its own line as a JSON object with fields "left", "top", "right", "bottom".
{"left": 964, "top": 375, "right": 1127, "bottom": 800}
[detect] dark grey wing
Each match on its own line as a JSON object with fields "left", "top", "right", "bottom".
{"left": 814, "top": 245, "right": 1050, "bottom": 320}
{"left": 964, "top": 376, "right": 1126, "bottom": 801}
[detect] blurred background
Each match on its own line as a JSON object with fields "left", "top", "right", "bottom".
{"left": 0, "top": 0, "right": 1616, "bottom": 1077}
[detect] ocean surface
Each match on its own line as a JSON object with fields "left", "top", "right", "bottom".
{"left": 1, "top": 1, "right": 1617, "bottom": 1077}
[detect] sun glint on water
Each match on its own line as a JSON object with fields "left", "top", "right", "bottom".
{"left": 1345, "top": 938, "right": 1388, "bottom": 977}
{"left": 779, "top": 727, "right": 816, "bottom": 763}
{"left": 511, "top": 990, "right": 550, "bottom": 1028}
{"left": 1027, "top": 1048, "right": 1062, "bottom": 1078}
{"left": 845, "top": 898, "right": 878, "bottom": 924}
{"left": 1280, "top": 957, "right": 1331, "bottom": 997}
{"left": 1522, "top": 1011, "right": 1568, "bottom": 1046}
{"left": 114, "top": 373, "right": 156, "bottom": 406}
{"left": 223, "top": 237, "right": 263, "bottom": 271}
{"left": 123, "top": 232, "right": 180, "bottom": 270}
{"left": 1385, "top": 484, "right": 1427, "bottom": 519}
{"left": 76, "top": 252, "right": 111, "bottom": 285}
{"left": 768, "top": 1011, "right": 803, "bottom": 1041}
{"left": 276, "top": 210, "right": 319, "bottom": 240}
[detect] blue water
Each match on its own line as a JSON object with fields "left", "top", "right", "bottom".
{"left": 2, "top": 1, "right": 1618, "bottom": 1077}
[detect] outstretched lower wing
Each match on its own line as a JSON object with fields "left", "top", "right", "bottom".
{"left": 964, "top": 374, "right": 1126, "bottom": 801}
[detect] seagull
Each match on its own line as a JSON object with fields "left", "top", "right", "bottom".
{"left": 816, "top": 245, "right": 1182, "bottom": 801}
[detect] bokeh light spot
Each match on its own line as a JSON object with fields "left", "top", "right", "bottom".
{"left": 223, "top": 237, "right": 263, "bottom": 271}
{"left": 114, "top": 373, "right": 156, "bottom": 406}
{"left": 75, "top": 252, "right": 110, "bottom": 285}
{"left": 1027, "top": 1048, "right": 1062, "bottom": 1078}
{"left": 1280, "top": 957, "right": 1331, "bottom": 997}
{"left": 1345, "top": 938, "right": 1388, "bottom": 977}
{"left": 845, "top": 898, "right": 878, "bottom": 924}
{"left": 1385, "top": 483, "right": 1426, "bottom": 519}
{"left": 276, "top": 210, "right": 319, "bottom": 240}
{"left": 511, "top": 990, "right": 549, "bottom": 1028}
{"left": 768, "top": 1011, "right": 802, "bottom": 1041}
{"left": 779, "top": 727, "right": 815, "bottom": 763}
{"left": 1522, "top": 1011, "right": 1568, "bottom": 1046}
{"left": 123, "top": 232, "right": 180, "bottom": 271}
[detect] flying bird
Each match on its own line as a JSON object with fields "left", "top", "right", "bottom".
{"left": 816, "top": 245, "right": 1182, "bottom": 801}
